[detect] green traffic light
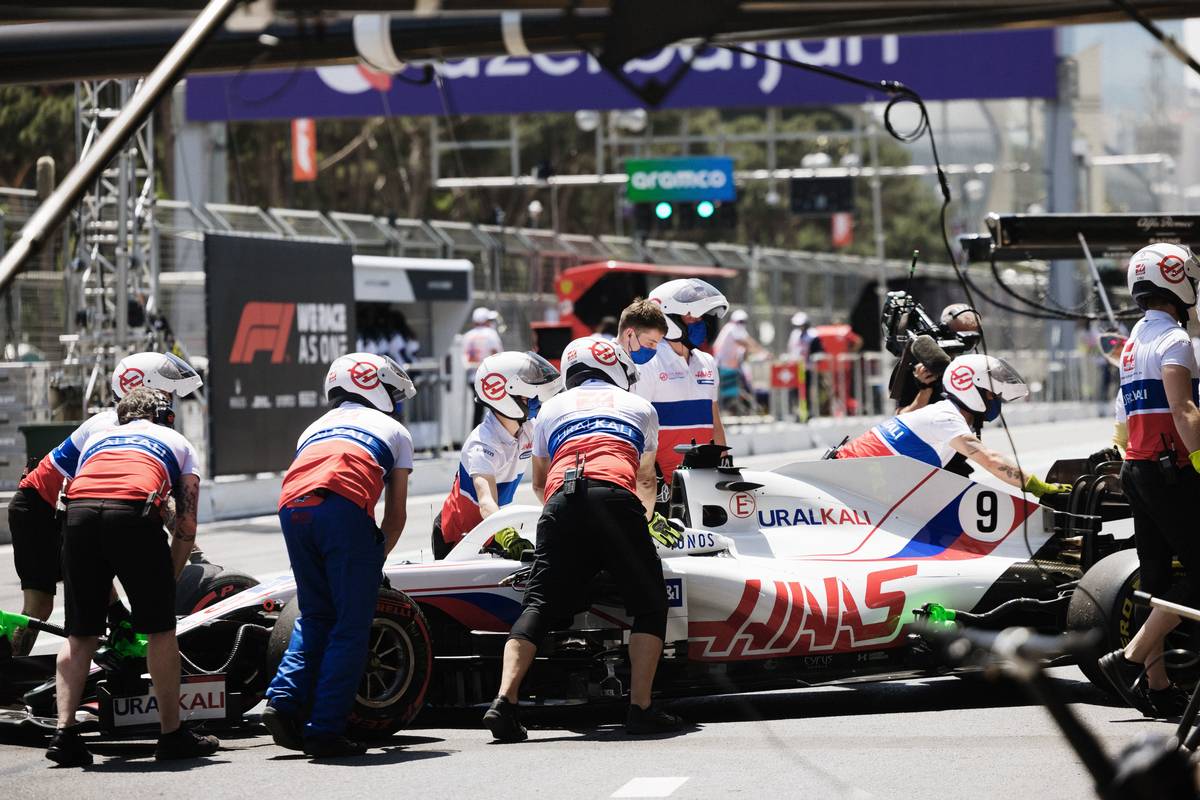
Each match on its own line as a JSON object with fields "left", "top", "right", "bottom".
{"left": 654, "top": 201, "right": 673, "bottom": 220}
{"left": 696, "top": 200, "right": 716, "bottom": 219}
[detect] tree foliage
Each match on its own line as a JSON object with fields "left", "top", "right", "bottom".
{"left": 0, "top": 86, "right": 76, "bottom": 188}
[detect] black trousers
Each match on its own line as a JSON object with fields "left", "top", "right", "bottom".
{"left": 1121, "top": 460, "right": 1200, "bottom": 608}
{"left": 510, "top": 481, "right": 667, "bottom": 647}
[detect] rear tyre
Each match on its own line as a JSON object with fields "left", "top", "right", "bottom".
{"left": 175, "top": 562, "right": 260, "bottom": 616}
{"left": 1066, "top": 549, "right": 1197, "bottom": 694}
{"left": 266, "top": 588, "right": 433, "bottom": 740}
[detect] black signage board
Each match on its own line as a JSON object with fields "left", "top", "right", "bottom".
{"left": 987, "top": 213, "right": 1200, "bottom": 261}
{"left": 204, "top": 234, "right": 356, "bottom": 475}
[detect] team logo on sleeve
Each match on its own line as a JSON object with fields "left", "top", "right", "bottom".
{"left": 480, "top": 372, "right": 508, "bottom": 401}
{"left": 118, "top": 368, "right": 145, "bottom": 394}
{"left": 948, "top": 365, "right": 975, "bottom": 391}
{"left": 349, "top": 361, "right": 380, "bottom": 390}
{"left": 590, "top": 340, "right": 618, "bottom": 365}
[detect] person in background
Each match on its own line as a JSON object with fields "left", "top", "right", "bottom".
{"left": 463, "top": 307, "right": 506, "bottom": 427}
{"left": 387, "top": 310, "right": 420, "bottom": 367}
{"left": 48, "top": 387, "right": 217, "bottom": 766}
{"left": 433, "top": 351, "right": 561, "bottom": 560}
{"left": 262, "top": 353, "right": 415, "bottom": 758}
{"left": 594, "top": 316, "right": 619, "bottom": 341}
{"left": 633, "top": 280, "right": 728, "bottom": 512}
{"left": 713, "top": 309, "right": 766, "bottom": 408}
{"left": 786, "top": 311, "right": 813, "bottom": 420}
{"left": 895, "top": 303, "right": 983, "bottom": 414}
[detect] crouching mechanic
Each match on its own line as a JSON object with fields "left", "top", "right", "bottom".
{"left": 7, "top": 352, "right": 202, "bottom": 656}
{"left": 835, "top": 354, "right": 1071, "bottom": 497}
{"left": 633, "top": 279, "right": 729, "bottom": 511}
{"left": 483, "top": 336, "right": 686, "bottom": 742}
{"left": 433, "top": 351, "right": 562, "bottom": 560}
{"left": 1098, "top": 244, "right": 1200, "bottom": 719}
{"left": 48, "top": 387, "right": 217, "bottom": 766}
{"left": 263, "top": 353, "right": 415, "bottom": 758}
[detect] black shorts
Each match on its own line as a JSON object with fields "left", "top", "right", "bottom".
{"left": 8, "top": 487, "right": 62, "bottom": 594}
{"left": 1121, "top": 461, "right": 1200, "bottom": 607}
{"left": 523, "top": 481, "right": 667, "bottom": 621}
{"left": 62, "top": 498, "right": 176, "bottom": 636}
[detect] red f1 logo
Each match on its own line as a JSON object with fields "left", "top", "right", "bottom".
{"left": 229, "top": 302, "right": 295, "bottom": 364}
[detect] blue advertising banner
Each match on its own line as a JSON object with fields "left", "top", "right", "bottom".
{"left": 186, "top": 29, "right": 1056, "bottom": 122}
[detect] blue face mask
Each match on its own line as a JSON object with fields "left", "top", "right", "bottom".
{"left": 686, "top": 320, "right": 708, "bottom": 347}
{"left": 527, "top": 397, "right": 542, "bottom": 420}
{"left": 983, "top": 396, "right": 1003, "bottom": 422}
{"left": 624, "top": 331, "right": 657, "bottom": 364}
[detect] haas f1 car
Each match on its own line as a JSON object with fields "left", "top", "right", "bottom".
{"left": 0, "top": 445, "right": 1163, "bottom": 739}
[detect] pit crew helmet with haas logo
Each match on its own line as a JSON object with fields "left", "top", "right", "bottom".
{"left": 325, "top": 352, "right": 416, "bottom": 414}
{"left": 649, "top": 278, "right": 730, "bottom": 347}
{"left": 561, "top": 335, "right": 639, "bottom": 391}
{"left": 111, "top": 352, "right": 203, "bottom": 399}
{"left": 943, "top": 353, "right": 1028, "bottom": 422}
{"left": 1127, "top": 243, "right": 1200, "bottom": 320}
{"left": 474, "top": 351, "right": 562, "bottom": 421}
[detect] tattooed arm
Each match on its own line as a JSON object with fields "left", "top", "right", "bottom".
{"left": 170, "top": 474, "right": 200, "bottom": 579}
{"left": 950, "top": 434, "right": 1027, "bottom": 488}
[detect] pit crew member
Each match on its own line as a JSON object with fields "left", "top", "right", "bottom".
{"left": 633, "top": 278, "right": 729, "bottom": 509}
{"left": 48, "top": 387, "right": 217, "bottom": 766}
{"left": 483, "top": 336, "right": 685, "bottom": 742}
{"left": 6, "top": 352, "right": 201, "bottom": 655}
{"left": 463, "top": 307, "right": 505, "bottom": 427}
{"left": 432, "top": 351, "right": 561, "bottom": 560}
{"left": 616, "top": 298, "right": 668, "bottom": 366}
{"left": 1098, "top": 243, "right": 1200, "bottom": 719}
{"left": 263, "top": 353, "right": 415, "bottom": 758}
{"left": 835, "top": 354, "right": 1071, "bottom": 496}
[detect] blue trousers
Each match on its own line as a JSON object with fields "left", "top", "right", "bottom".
{"left": 266, "top": 492, "right": 384, "bottom": 737}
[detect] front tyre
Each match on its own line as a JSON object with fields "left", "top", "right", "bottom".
{"left": 266, "top": 587, "right": 434, "bottom": 740}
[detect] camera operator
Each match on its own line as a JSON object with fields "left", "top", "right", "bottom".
{"left": 884, "top": 293, "right": 981, "bottom": 413}
{"left": 1098, "top": 244, "right": 1200, "bottom": 720}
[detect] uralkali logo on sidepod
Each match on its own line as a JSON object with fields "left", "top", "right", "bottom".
{"left": 111, "top": 675, "right": 227, "bottom": 727}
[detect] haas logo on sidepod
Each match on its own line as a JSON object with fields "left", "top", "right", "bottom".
{"left": 689, "top": 565, "right": 917, "bottom": 660}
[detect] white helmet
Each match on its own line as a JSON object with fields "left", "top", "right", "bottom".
{"left": 111, "top": 352, "right": 203, "bottom": 399}
{"left": 324, "top": 352, "right": 416, "bottom": 414}
{"left": 474, "top": 351, "right": 562, "bottom": 421}
{"left": 943, "top": 354, "right": 1028, "bottom": 421}
{"left": 730, "top": 309, "right": 749, "bottom": 324}
{"left": 648, "top": 278, "right": 729, "bottom": 344}
{"left": 561, "top": 335, "right": 638, "bottom": 391}
{"left": 791, "top": 311, "right": 809, "bottom": 327}
{"left": 1127, "top": 243, "right": 1200, "bottom": 317}
{"left": 471, "top": 307, "right": 492, "bottom": 325}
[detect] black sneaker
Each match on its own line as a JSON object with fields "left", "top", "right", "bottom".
{"left": 482, "top": 696, "right": 527, "bottom": 743}
{"left": 302, "top": 734, "right": 367, "bottom": 758}
{"left": 155, "top": 726, "right": 220, "bottom": 761}
{"left": 46, "top": 727, "right": 92, "bottom": 767}
{"left": 262, "top": 704, "right": 304, "bottom": 751}
{"left": 625, "top": 703, "right": 685, "bottom": 735}
{"left": 1149, "top": 684, "right": 1192, "bottom": 719}
{"left": 1097, "top": 650, "right": 1156, "bottom": 717}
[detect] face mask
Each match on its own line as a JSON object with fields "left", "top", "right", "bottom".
{"left": 526, "top": 397, "right": 541, "bottom": 420}
{"left": 983, "top": 396, "right": 1003, "bottom": 422}
{"left": 686, "top": 320, "right": 708, "bottom": 347}
{"left": 625, "top": 331, "right": 657, "bottom": 364}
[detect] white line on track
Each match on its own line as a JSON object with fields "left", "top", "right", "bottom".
{"left": 611, "top": 777, "right": 690, "bottom": 798}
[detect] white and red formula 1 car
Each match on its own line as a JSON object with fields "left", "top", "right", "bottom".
{"left": 0, "top": 445, "right": 1162, "bottom": 739}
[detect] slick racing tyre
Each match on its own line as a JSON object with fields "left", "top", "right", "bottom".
{"left": 176, "top": 559, "right": 260, "bottom": 616}
{"left": 266, "top": 587, "right": 433, "bottom": 740}
{"left": 1066, "top": 549, "right": 1198, "bottom": 695}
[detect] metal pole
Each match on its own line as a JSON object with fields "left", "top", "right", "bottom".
{"left": 868, "top": 116, "right": 887, "bottom": 353}
{"left": 114, "top": 81, "right": 132, "bottom": 354}
{"left": 0, "top": 0, "right": 241, "bottom": 295}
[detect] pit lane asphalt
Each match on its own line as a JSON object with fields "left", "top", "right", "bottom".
{"left": 2, "top": 416, "right": 1157, "bottom": 799}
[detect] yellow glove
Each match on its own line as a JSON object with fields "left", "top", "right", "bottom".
{"left": 493, "top": 527, "right": 533, "bottom": 560}
{"left": 1023, "top": 474, "right": 1071, "bottom": 498}
{"left": 647, "top": 512, "right": 684, "bottom": 548}
{"left": 1189, "top": 450, "right": 1200, "bottom": 473}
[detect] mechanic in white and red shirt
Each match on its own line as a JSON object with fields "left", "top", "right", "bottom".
{"left": 483, "top": 336, "right": 686, "bottom": 743}
{"left": 836, "top": 354, "right": 1070, "bottom": 496}
{"left": 433, "top": 351, "right": 561, "bottom": 560}
{"left": 264, "top": 353, "right": 415, "bottom": 759}
{"left": 6, "top": 352, "right": 202, "bottom": 658}
{"left": 633, "top": 279, "right": 730, "bottom": 510}
{"left": 1098, "top": 243, "right": 1200, "bottom": 720}
{"left": 49, "top": 386, "right": 217, "bottom": 766}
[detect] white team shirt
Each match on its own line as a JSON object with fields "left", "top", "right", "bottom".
{"left": 712, "top": 323, "right": 749, "bottom": 369}
{"left": 439, "top": 411, "right": 534, "bottom": 538}
{"left": 838, "top": 399, "right": 973, "bottom": 468}
{"left": 49, "top": 409, "right": 119, "bottom": 479}
{"left": 632, "top": 342, "right": 718, "bottom": 482}
{"left": 461, "top": 326, "right": 504, "bottom": 366}
{"left": 1117, "top": 309, "right": 1198, "bottom": 463}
